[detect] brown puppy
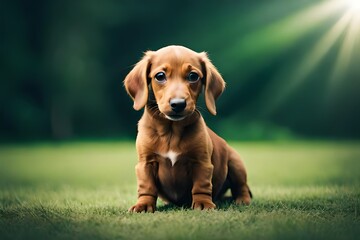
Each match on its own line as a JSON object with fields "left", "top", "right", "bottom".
{"left": 124, "top": 45, "right": 251, "bottom": 212}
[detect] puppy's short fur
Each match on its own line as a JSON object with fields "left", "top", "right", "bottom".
{"left": 124, "top": 45, "right": 251, "bottom": 212}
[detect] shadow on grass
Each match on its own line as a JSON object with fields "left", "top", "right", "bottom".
{"left": 156, "top": 197, "right": 242, "bottom": 212}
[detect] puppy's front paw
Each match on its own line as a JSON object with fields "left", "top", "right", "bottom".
{"left": 192, "top": 194, "right": 216, "bottom": 210}
{"left": 128, "top": 195, "right": 156, "bottom": 213}
{"left": 192, "top": 201, "right": 216, "bottom": 210}
{"left": 235, "top": 192, "right": 251, "bottom": 206}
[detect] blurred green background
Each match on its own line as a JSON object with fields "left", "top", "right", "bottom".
{"left": 1, "top": 0, "right": 359, "bottom": 141}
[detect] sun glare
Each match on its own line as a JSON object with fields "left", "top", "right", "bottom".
{"left": 347, "top": 0, "right": 360, "bottom": 13}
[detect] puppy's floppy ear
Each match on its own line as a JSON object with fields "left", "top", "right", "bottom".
{"left": 200, "top": 52, "right": 226, "bottom": 115}
{"left": 124, "top": 51, "right": 152, "bottom": 110}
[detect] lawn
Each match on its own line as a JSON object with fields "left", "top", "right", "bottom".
{"left": 0, "top": 141, "right": 359, "bottom": 240}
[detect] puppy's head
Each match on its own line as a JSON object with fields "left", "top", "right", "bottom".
{"left": 124, "top": 45, "right": 225, "bottom": 121}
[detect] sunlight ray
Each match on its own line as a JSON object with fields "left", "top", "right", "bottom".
{"left": 287, "top": 11, "right": 352, "bottom": 87}
{"left": 328, "top": 13, "right": 360, "bottom": 93}
{"left": 224, "top": 0, "right": 345, "bottom": 68}
{"left": 262, "top": 11, "right": 352, "bottom": 114}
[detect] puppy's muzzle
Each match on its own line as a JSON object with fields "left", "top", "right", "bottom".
{"left": 165, "top": 98, "right": 187, "bottom": 121}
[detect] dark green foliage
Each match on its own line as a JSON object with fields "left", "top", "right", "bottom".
{"left": 1, "top": 0, "right": 359, "bottom": 140}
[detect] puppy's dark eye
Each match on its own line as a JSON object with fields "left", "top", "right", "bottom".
{"left": 155, "top": 72, "right": 166, "bottom": 83}
{"left": 187, "top": 72, "right": 200, "bottom": 83}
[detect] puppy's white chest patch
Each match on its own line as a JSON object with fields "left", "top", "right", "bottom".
{"left": 159, "top": 150, "right": 179, "bottom": 166}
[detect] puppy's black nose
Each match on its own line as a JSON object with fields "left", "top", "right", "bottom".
{"left": 170, "top": 98, "right": 186, "bottom": 113}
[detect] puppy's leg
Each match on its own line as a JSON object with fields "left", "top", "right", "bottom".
{"left": 192, "top": 162, "right": 216, "bottom": 210}
{"left": 227, "top": 147, "right": 252, "bottom": 205}
{"left": 129, "top": 161, "right": 158, "bottom": 213}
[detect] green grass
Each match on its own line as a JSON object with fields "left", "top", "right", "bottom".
{"left": 0, "top": 141, "right": 360, "bottom": 240}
